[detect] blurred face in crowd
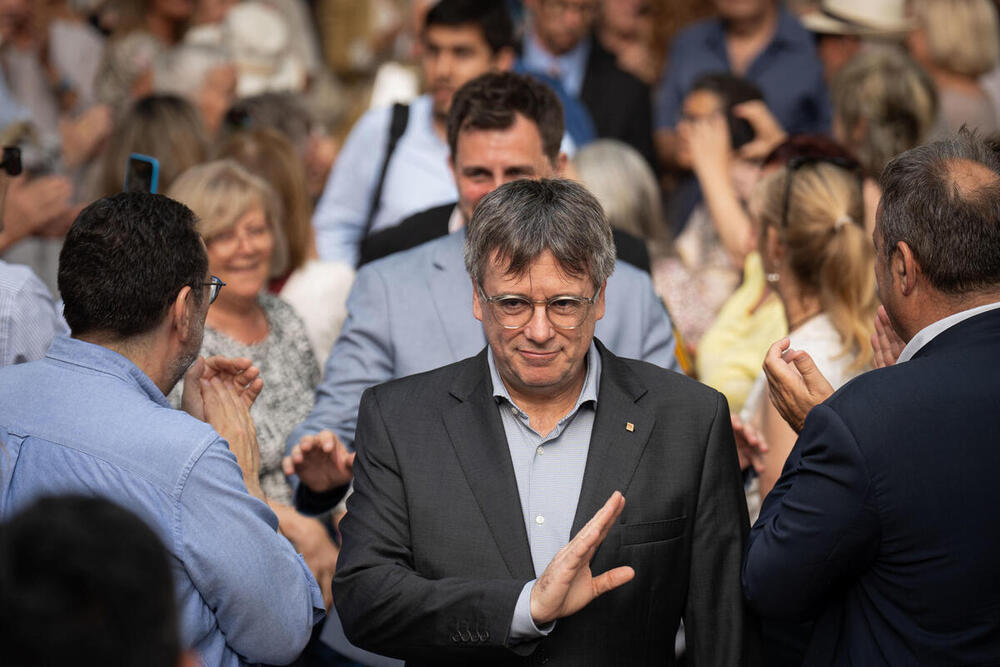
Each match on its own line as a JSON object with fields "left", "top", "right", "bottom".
{"left": 675, "top": 88, "right": 724, "bottom": 169}
{"left": 423, "top": 24, "right": 512, "bottom": 119}
{"left": 714, "top": 0, "right": 772, "bottom": 23}
{"left": 0, "top": 0, "right": 30, "bottom": 41}
{"left": 473, "top": 249, "right": 605, "bottom": 404}
{"left": 205, "top": 204, "right": 273, "bottom": 304}
{"left": 198, "top": 64, "right": 237, "bottom": 136}
{"left": 451, "top": 113, "right": 562, "bottom": 222}
{"left": 153, "top": 0, "right": 196, "bottom": 22}
{"left": 530, "top": 0, "right": 597, "bottom": 55}
{"left": 815, "top": 33, "right": 862, "bottom": 80}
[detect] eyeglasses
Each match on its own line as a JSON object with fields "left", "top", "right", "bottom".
{"left": 478, "top": 286, "right": 599, "bottom": 330}
{"left": 197, "top": 275, "right": 226, "bottom": 304}
{"left": 781, "top": 155, "right": 864, "bottom": 229}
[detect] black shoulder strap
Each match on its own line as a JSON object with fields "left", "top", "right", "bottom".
{"left": 363, "top": 102, "right": 410, "bottom": 244}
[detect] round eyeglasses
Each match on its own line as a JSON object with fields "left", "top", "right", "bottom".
{"left": 198, "top": 275, "right": 226, "bottom": 304}
{"left": 477, "top": 286, "right": 599, "bottom": 330}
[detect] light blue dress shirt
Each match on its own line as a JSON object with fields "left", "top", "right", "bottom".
{"left": 521, "top": 30, "right": 591, "bottom": 99}
{"left": 312, "top": 94, "right": 458, "bottom": 267}
{"left": 488, "top": 343, "right": 601, "bottom": 641}
{"left": 0, "top": 259, "right": 67, "bottom": 367}
{"left": 0, "top": 336, "right": 324, "bottom": 666}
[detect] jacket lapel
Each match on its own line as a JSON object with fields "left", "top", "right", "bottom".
{"left": 428, "top": 227, "right": 486, "bottom": 360}
{"left": 572, "top": 342, "right": 656, "bottom": 540}
{"left": 443, "top": 351, "right": 536, "bottom": 580}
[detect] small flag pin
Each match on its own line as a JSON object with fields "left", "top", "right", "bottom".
{"left": 626, "top": 422, "right": 635, "bottom": 432}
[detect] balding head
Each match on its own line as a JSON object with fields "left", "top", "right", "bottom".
{"left": 878, "top": 131, "right": 1000, "bottom": 296}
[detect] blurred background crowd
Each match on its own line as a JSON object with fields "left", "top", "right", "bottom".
{"left": 2, "top": 0, "right": 1000, "bottom": 663}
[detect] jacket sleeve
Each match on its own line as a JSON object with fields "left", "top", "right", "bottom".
{"left": 333, "top": 387, "right": 527, "bottom": 661}
{"left": 178, "top": 438, "right": 324, "bottom": 664}
{"left": 684, "top": 391, "right": 760, "bottom": 665}
{"left": 287, "top": 262, "right": 395, "bottom": 458}
{"left": 743, "top": 404, "right": 880, "bottom": 619}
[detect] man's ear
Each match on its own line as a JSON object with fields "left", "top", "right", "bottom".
{"left": 554, "top": 152, "right": 569, "bottom": 177}
{"left": 594, "top": 280, "right": 607, "bottom": 321}
{"left": 894, "top": 241, "right": 921, "bottom": 296}
{"left": 170, "top": 285, "right": 198, "bottom": 342}
{"left": 471, "top": 276, "right": 484, "bottom": 323}
{"left": 493, "top": 46, "right": 516, "bottom": 72}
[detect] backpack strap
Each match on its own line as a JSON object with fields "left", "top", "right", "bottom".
{"left": 362, "top": 102, "right": 410, "bottom": 244}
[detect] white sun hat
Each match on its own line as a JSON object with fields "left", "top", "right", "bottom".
{"left": 801, "top": 0, "right": 913, "bottom": 37}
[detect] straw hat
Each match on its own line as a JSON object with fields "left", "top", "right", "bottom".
{"left": 801, "top": 0, "right": 913, "bottom": 36}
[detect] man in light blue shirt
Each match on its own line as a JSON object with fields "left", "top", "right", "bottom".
{"left": 312, "top": 0, "right": 515, "bottom": 267}
{"left": 0, "top": 193, "right": 328, "bottom": 666}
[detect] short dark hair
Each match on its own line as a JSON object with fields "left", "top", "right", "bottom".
{"left": 424, "top": 0, "right": 515, "bottom": 53}
{"left": 58, "top": 192, "right": 207, "bottom": 339}
{"left": 447, "top": 71, "right": 564, "bottom": 163}
{"left": 465, "top": 178, "right": 615, "bottom": 287}
{"left": 879, "top": 130, "right": 1000, "bottom": 294}
{"left": 689, "top": 72, "right": 764, "bottom": 109}
{"left": 0, "top": 495, "right": 181, "bottom": 667}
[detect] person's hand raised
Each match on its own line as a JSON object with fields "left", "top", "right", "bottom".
{"left": 202, "top": 375, "right": 265, "bottom": 500}
{"left": 731, "top": 413, "right": 768, "bottom": 473}
{"left": 529, "top": 491, "right": 634, "bottom": 626}
{"left": 733, "top": 100, "right": 787, "bottom": 161}
{"left": 282, "top": 430, "right": 355, "bottom": 493}
{"left": 762, "top": 338, "right": 835, "bottom": 433}
{"left": 872, "top": 306, "right": 905, "bottom": 369}
{"left": 181, "top": 356, "right": 262, "bottom": 421}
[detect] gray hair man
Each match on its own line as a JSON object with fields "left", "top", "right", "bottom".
{"left": 332, "top": 178, "right": 754, "bottom": 665}
{"left": 745, "top": 130, "right": 1000, "bottom": 663}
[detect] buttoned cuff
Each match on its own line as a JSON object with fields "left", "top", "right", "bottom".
{"left": 508, "top": 580, "right": 555, "bottom": 643}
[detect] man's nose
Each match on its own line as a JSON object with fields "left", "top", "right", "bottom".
{"left": 522, "top": 303, "right": 555, "bottom": 342}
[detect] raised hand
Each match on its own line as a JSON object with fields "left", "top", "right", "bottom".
{"left": 282, "top": 430, "right": 355, "bottom": 493}
{"left": 731, "top": 413, "right": 768, "bottom": 473}
{"left": 872, "top": 306, "right": 905, "bottom": 369}
{"left": 202, "top": 375, "right": 265, "bottom": 500}
{"left": 733, "top": 100, "right": 787, "bottom": 161}
{"left": 762, "top": 338, "right": 835, "bottom": 433}
{"left": 181, "top": 356, "right": 262, "bottom": 421}
{"left": 529, "top": 491, "right": 635, "bottom": 626}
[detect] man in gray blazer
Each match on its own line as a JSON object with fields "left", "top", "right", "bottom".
{"left": 287, "top": 72, "right": 678, "bottom": 459}
{"left": 330, "top": 179, "right": 754, "bottom": 665}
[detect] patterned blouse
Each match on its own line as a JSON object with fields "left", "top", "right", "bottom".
{"left": 172, "top": 293, "right": 320, "bottom": 505}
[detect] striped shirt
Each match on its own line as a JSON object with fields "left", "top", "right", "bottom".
{"left": 0, "top": 260, "right": 67, "bottom": 368}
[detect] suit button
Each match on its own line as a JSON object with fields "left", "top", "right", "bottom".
{"left": 535, "top": 515, "right": 545, "bottom": 525}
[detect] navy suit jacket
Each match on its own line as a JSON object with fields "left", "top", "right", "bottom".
{"left": 743, "top": 308, "right": 1000, "bottom": 664}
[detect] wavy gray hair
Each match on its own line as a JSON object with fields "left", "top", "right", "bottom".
{"left": 464, "top": 179, "right": 615, "bottom": 288}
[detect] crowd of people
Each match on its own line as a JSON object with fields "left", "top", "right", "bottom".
{"left": 1, "top": 0, "right": 999, "bottom": 665}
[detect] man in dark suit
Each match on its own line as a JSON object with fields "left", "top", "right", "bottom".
{"left": 743, "top": 131, "right": 1000, "bottom": 664}
{"left": 519, "top": 0, "right": 656, "bottom": 167}
{"left": 330, "top": 178, "right": 754, "bottom": 665}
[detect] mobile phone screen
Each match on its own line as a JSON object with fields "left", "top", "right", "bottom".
{"left": 125, "top": 155, "right": 158, "bottom": 194}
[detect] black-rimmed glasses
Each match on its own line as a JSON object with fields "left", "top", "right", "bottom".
{"left": 477, "top": 286, "right": 599, "bottom": 330}
{"left": 198, "top": 276, "right": 226, "bottom": 304}
{"left": 781, "top": 155, "right": 864, "bottom": 229}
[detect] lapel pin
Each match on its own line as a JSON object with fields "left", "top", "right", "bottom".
{"left": 626, "top": 422, "right": 635, "bottom": 432}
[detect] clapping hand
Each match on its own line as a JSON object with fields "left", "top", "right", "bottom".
{"left": 872, "top": 306, "right": 905, "bottom": 368}
{"left": 181, "top": 356, "right": 263, "bottom": 421}
{"left": 283, "top": 430, "right": 355, "bottom": 493}
{"left": 731, "top": 413, "right": 768, "bottom": 473}
{"left": 529, "top": 491, "right": 635, "bottom": 626}
{"left": 762, "top": 338, "right": 835, "bottom": 433}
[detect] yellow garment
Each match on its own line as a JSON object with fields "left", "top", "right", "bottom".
{"left": 695, "top": 252, "right": 787, "bottom": 413}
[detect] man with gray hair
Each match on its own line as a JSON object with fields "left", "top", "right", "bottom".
{"left": 332, "top": 179, "right": 755, "bottom": 665}
{"left": 745, "top": 130, "right": 1000, "bottom": 662}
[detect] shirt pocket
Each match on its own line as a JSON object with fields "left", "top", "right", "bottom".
{"left": 619, "top": 516, "right": 686, "bottom": 547}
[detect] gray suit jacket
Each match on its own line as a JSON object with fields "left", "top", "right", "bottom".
{"left": 333, "top": 341, "right": 755, "bottom": 665}
{"left": 289, "top": 229, "right": 679, "bottom": 450}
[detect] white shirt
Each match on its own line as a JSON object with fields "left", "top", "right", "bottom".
{"left": 896, "top": 301, "right": 1000, "bottom": 363}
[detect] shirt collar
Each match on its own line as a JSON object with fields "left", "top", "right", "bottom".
{"left": 896, "top": 300, "right": 1000, "bottom": 363}
{"left": 488, "top": 341, "right": 601, "bottom": 417}
{"left": 522, "top": 28, "right": 591, "bottom": 96}
{"left": 45, "top": 335, "right": 173, "bottom": 408}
